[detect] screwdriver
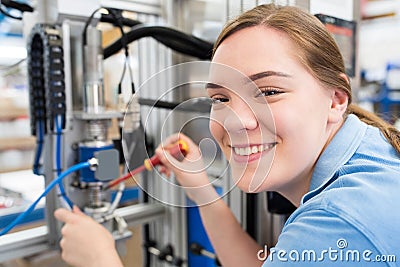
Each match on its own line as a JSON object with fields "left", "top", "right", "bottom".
{"left": 103, "top": 140, "right": 189, "bottom": 190}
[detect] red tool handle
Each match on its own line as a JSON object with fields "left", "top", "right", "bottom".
{"left": 144, "top": 139, "right": 189, "bottom": 170}
{"left": 103, "top": 140, "right": 189, "bottom": 190}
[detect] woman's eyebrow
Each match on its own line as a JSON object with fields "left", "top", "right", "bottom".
{"left": 247, "top": 71, "right": 292, "bottom": 83}
{"left": 205, "top": 82, "right": 224, "bottom": 89}
{"left": 206, "top": 71, "right": 291, "bottom": 89}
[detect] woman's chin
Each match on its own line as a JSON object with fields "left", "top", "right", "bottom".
{"left": 239, "top": 182, "right": 266, "bottom": 193}
{"left": 231, "top": 168, "right": 271, "bottom": 193}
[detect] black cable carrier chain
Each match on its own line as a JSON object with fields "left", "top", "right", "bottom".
{"left": 27, "top": 23, "right": 66, "bottom": 135}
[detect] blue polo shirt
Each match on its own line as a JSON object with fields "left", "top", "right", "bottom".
{"left": 263, "top": 114, "right": 400, "bottom": 266}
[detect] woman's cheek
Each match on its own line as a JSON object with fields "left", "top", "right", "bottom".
{"left": 209, "top": 119, "right": 224, "bottom": 143}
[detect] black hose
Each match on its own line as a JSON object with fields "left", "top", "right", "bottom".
{"left": 100, "top": 13, "right": 142, "bottom": 28}
{"left": 1, "top": 0, "right": 33, "bottom": 12}
{"left": 153, "top": 34, "right": 210, "bottom": 59}
{"left": 139, "top": 98, "right": 178, "bottom": 110}
{"left": 0, "top": 5, "right": 21, "bottom": 20}
{"left": 138, "top": 98, "right": 211, "bottom": 113}
{"left": 104, "top": 25, "right": 213, "bottom": 60}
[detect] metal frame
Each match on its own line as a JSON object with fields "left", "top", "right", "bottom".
{"left": 0, "top": 203, "right": 166, "bottom": 262}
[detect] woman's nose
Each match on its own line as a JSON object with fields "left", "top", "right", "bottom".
{"left": 223, "top": 99, "right": 258, "bottom": 132}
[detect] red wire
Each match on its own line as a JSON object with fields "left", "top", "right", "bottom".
{"left": 103, "top": 140, "right": 188, "bottom": 190}
{"left": 103, "top": 164, "right": 146, "bottom": 190}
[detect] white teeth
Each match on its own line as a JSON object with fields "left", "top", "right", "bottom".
{"left": 246, "top": 147, "right": 252, "bottom": 155}
{"left": 233, "top": 144, "right": 274, "bottom": 156}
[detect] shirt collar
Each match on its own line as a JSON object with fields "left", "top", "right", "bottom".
{"left": 302, "top": 114, "right": 368, "bottom": 204}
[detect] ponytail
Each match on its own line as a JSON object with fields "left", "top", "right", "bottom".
{"left": 347, "top": 104, "right": 400, "bottom": 154}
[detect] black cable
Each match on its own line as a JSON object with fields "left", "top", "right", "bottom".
{"left": 82, "top": 8, "right": 103, "bottom": 46}
{"left": 82, "top": 7, "right": 128, "bottom": 56}
{"left": 100, "top": 12, "right": 142, "bottom": 28}
{"left": 103, "top": 25, "right": 213, "bottom": 60}
{"left": 0, "top": 0, "right": 33, "bottom": 20}
{"left": 1, "top": 0, "right": 33, "bottom": 12}
{"left": 100, "top": 14, "right": 212, "bottom": 91}
{"left": 117, "top": 58, "right": 127, "bottom": 94}
{"left": 153, "top": 34, "right": 210, "bottom": 59}
{"left": 138, "top": 97, "right": 211, "bottom": 113}
{"left": 82, "top": 8, "right": 134, "bottom": 94}
{"left": 104, "top": 8, "right": 128, "bottom": 57}
{"left": 102, "top": 8, "right": 135, "bottom": 93}
{"left": 0, "top": 5, "right": 22, "bottom": 20}
{"left": 139, "top": 98, "right": 178, "bottom": 110}
{"left": 99, "top": 13, "right": 213, "bottom": 59}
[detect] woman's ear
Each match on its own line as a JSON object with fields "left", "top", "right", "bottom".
{"left": 328, "top": 74, "right": 349, "bottom": 123}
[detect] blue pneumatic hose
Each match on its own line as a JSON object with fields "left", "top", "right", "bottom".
{"left": 55, "top": 116, "right": 73, "bottom": 208}
{"left": 0, "top": 161, "right": 90, "bottom": 236}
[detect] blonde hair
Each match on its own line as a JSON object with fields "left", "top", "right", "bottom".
{"left": 213, "top": 4, "right": 400, "bottom": 153}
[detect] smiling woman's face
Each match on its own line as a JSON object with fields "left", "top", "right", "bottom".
{"left": 208, "top": 26, "right": 335, "bottom": 197}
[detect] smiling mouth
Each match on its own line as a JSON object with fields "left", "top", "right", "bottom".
{"left": 232, "top": 143, "right": 276, "bottom": 156}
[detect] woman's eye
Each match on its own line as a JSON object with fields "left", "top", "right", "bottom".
{"left": 257, "top": 87, "right": 283, "bottom": 97}
{"left": 210, "top": 97, "right": 229, "bottom": 104}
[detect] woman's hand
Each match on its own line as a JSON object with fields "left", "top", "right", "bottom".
{"left": 155, "top": 133, "right": 219, "bottom": 205}
{"left": 54, "top": 206, "right": 123, "bottom": 267}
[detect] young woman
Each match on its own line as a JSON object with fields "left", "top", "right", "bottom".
{"left": 55, "top": 4, "right": 400, "bottom": 267}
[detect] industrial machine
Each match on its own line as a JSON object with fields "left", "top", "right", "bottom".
{"left": 0, "top": 0, "right": 360, "bottom": 266}
{"left": 0, "top": 1, "right": 217, "bottom": 266}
